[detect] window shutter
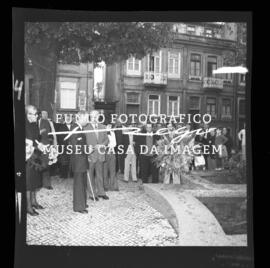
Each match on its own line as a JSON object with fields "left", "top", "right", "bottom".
{"left": 155, "top": 56, "right": 160, "bottom": 73}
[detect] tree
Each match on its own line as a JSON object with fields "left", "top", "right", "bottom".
{"left": 223, "top": 23, "right": 247, "bottom": 66}
{"left": 25, "top": 22, "right": 172, "bottom": 115}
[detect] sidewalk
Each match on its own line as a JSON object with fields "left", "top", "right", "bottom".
{"left": 26, "top": 175, "right": 178, "bottom": 246}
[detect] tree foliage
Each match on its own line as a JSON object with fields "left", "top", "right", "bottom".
{"left": 223, "top": 23, "right": 247, "bottom": 66}
{"left": 25, "top": 22, "right": 173, "bottom": 66}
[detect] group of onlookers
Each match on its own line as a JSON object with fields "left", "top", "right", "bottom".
{"left": 25, "top": 105, "right": 247, "bottom": 216}
{"left": 193, "top": 123, "right": 246, "bottom": 171}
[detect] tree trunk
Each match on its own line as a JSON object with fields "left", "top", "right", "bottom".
{"left": 27, "top": 42, "right": 58, "bottom": 119}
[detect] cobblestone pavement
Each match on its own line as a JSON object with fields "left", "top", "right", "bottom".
{"left": 27, "top": 175, "right": 178, "bottom": 246}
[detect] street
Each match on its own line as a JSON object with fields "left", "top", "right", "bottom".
{"left": 27, "top": 175, "right": 178, "bottom": 246}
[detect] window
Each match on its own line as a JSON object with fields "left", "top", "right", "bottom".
{"left": 148, "top": 52, "right": 161, "bottom": 73}
{"left": 59, "top": 78, "right": 77, "bottom": 109}
{"left": 187, "top": 25, "right": 195, "bottom": 34}
{"left": 206, "top": 98, "right": 217, "bottom": 117}
{"left": 167, "top": 96, "right": 179, "bottom": 116}
{"left": 126, "top": 57, "right": 141, "bottom": 75}
{"left": 240, "top": 74, "right": 246, "bottom": 83}
{"left": 189, "top": 96, "right": 200, "bottom": 110}
{"left": 148, "top": 95, "right": 160, "bottom": 115}
{"left": 239, "top": 99, "right": 245, "bottom": 116}
{"left": 205, "top": 28, "right": 213, "bottom": 38}
{"left": 224, "top": 73, "right": 232, "bottom": 80}
{"left": 207, "top": 56, "right": 217, "bottom": 77}
{"left": 222, "top": 99, "right": 232, "bottom": 117}
{"left": 190, "top": 54, "right": 201, "bottom": 76}
{"left": 168, "top": 52, "right": 180, "bottom": 78}
{"left": 126, "top": 92, "right": 140, "bottom": 104}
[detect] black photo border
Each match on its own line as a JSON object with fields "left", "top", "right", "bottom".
{"left": 12, "top": 9, "right": 254, "bottom": 268}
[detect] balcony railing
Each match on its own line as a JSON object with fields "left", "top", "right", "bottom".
{"left": 203, "top": 77, "right": 223, "bottom": 90}
{"left": 223, "top": 79, "right": 233, "bottom": 85}
{"left": 221, "top": 114, "right": 232, "bottom": 120}
{"left": 189, "top": 75, "right": 202, "bottom": 81}
{"left": 144, "top": 72, "right": 167, "bottom": 86}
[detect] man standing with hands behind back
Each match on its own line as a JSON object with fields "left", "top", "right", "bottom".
{"left": 85, "top": 110, "right": 109, "bottom": 201}
{"left": 70, "top": 111, "right": 89, "bottom": 213}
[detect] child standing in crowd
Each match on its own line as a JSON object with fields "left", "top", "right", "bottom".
{"left": 215, "top": 127, "right": 228, "bottom": 170}
{"left": 194, "top": 145, "right": 205, "bottom": 170}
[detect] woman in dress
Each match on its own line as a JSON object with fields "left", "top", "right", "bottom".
{"left": 215, "top": 127, "right": 228, "bottom": 170}
{"left": 25, "top": 105, "right": 46, "bottom": 216}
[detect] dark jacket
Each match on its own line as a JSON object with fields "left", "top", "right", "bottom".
{"left": 69, "top": 123, "right": 88, "bottom": 173}
{"left": 224, "top": 134, "right": 233, "bottom": 157}
{"left": 115, "top": 126, "right": 124, "bottom": 146}
{"left": 39, "top": 118, "right": 52, "bottom": 145}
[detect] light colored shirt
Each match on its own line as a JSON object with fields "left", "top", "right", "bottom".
{"left": 108, "top": 131, "right": 116, "bottom": 148}
{"left": 129, "top": 134, "right": 134, "bottom": 148}
{"left": 238, "top": 129, "right": 246, "bottom": 146}
{"left": 92, "top": 123, "right": 99, "bottom": 139}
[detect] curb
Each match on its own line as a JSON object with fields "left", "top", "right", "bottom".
{"left": 143, "top": 184, "right": 243, "bottom": 246}
{"left": 143, "top": 184, "right": 179, "bottom": 245}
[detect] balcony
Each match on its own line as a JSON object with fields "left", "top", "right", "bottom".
{"left": 221, "top": 114, "right": 232, "bottom": 120}
{"left": 203, "top": 77, "right": 223, "bottom": 91}
{"left": 143, "top": 72, "right": 167, "bottom": 86}
{"left": 189, "top": 75, "right": 202, "bottom": 82}
{"left": 223, "top": 79, "right": 233, "bottom": 86}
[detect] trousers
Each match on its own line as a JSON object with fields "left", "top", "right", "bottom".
{"left": 73, "top": 172, "right": 87, "bottom": 211}
{"left": 88, "top": 160, "right": 106, "bottom": 197}
{"left": 163, "top": 171, "right": 181, "bottom": 184}
{"left": 104, "top": 153, "right": 119, "bottom": 191}
{"left": 124, "top": 153, "right": 137, "bottom": 181}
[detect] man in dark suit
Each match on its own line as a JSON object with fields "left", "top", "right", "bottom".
{"left": 70, "top": 111, "right": 89, "bottom": 213}
{"left": 57, "top": 115, "right": 70, "bottom": 179}
{"left": 85, "top": 110, "right": 109, "bottom": 201}
{"left": 140, "top": 124, "right": 160, "bottom": 184}
{"left": 39, "top": 110, "right": 53, "bottom": 190}
{"left": 114, "top": 119, "right": 125, "bottom": 174}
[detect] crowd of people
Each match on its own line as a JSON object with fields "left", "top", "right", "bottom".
{"left": 25, "top": 105, "right": 246, "bottom": 216}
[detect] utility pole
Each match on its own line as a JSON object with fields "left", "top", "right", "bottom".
{"left": 233, "top": 72, "right": 238, "bottom": 145}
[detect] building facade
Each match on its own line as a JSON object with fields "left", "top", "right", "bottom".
{"left": 25, "top": 62, "right": 95, "bottom": 119}
{"left": 105, "top": 22, "right": 246, "bottom": 144}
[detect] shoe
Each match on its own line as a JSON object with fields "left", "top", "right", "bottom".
{"left": 89, "top": 196, "right": 99, "bottom": 201}
{"left": 77, "top": 210, "right": 88, "bottom": 214}
{"left": 123, "top": 180, "right": 128, "bottom": 183}
{"left": 45, "top": 186, "right": 53, "bottom": 190}
{"left": 99, "top": 195, "right": 109, "bottom": 200}
{"left": 27, "top": 209, "right": 39, "bottom": 216}
{"left": 32, "top": 204, "right": 44, "bottom": 210}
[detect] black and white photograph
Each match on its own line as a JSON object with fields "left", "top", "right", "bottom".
{"left": 13, "top": 9, "right": 253, "bottom": 268}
